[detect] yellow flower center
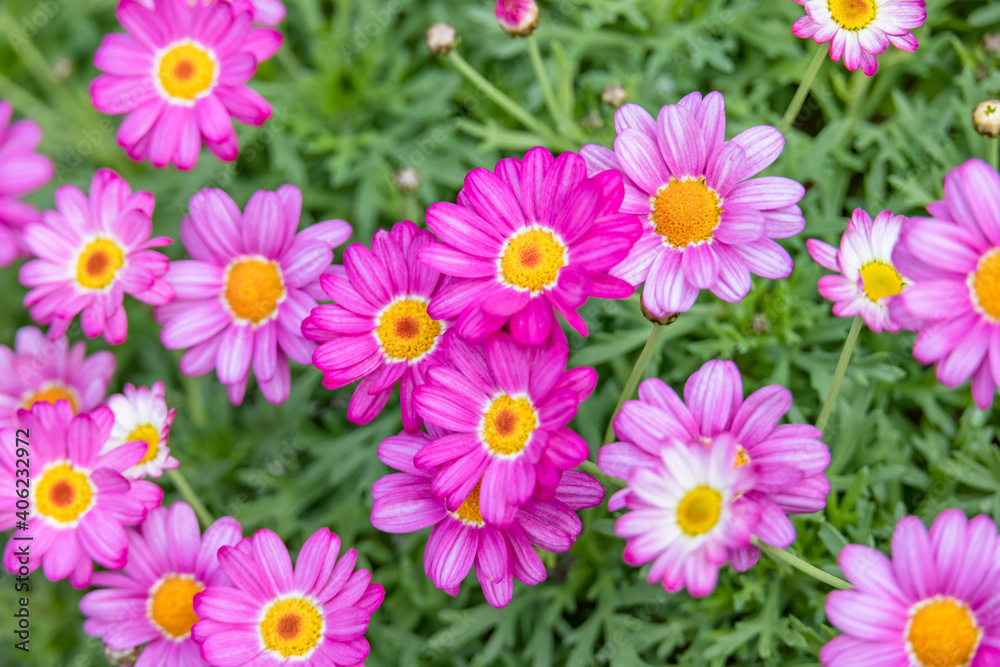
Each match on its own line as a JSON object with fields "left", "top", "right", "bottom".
{"left": 224, "top": 259, "right": 286, "bottom": 324}
{"left": 676, "top": 486, "right": 722, "bottom": 536}
{"left": 23, "top": 383, "right": 79, "bottom": 413}
{"left": 828, "top": 0, "right": 876, "bottom": 30}
{"left": 76, "top": 238, "right": 124, "bottom": 290}
{"left": 970, "top": 249, "right": 1000, "bottom": 321}
{"left": 35, "top": 463, "right": 93, "bottom": 524}
{"left": 859, "top": 261, "right": 904, "bottom": 302}
{"left": 907, "top": 597, "right": 981, "bottom": 667}
{"left": 156, "top": 41, "right": 217, "bottom": 102}
{"left": 651, "top": 177, "right": 722, "bottom": 248}
{"left": 375, "top": 299, "right": 442, "bottom": 361}
{"left": 148, "top": 574, "right": 203, "bottom": 640}
{"left": 500, "top": 227, "right": 566, "bottom": 292}
{"left": 260, "top": 597, "right": 324, "bottom": 658}
{"left": 451, "top": 479, "right": 484, "bottom": 526}
{"left": 481, "top": 395, "right": 537, "bottom": 456}
{"left": 734, "top": 445, "right": 751, "bottom": 468}
{"left": 126, "top": 424, "right": 161, "bottom": 465}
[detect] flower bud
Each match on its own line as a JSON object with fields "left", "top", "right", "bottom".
{"left": 426, "top": 23, "right": 458, "bottom": 55}
{"left": 495, "top": 0, "right": 539, "bottom": 38}
{"left": 394, "top": 167, "right": 420, "bottom": 192}
{"left": 104, "top": 645, "right": 142, "bottom": 666}
{"left": 973, "top": 100, "right": 1000, "bottom": 138}
{"left": 602, "top": 84, "right": 627, "bottom": 108}
{"left": 984, "top": 33, "right": 1000, "bottom": 54}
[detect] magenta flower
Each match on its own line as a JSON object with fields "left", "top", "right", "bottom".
{"left": 412, "top": 333, "right": 596, "bottom": 527}
{"left": 581, "top": 93, "right": 805, "bottom": 318}
{"left": 807, "top": 208, "right": 913, "bottom": 333}
{"left": 80, "top": 502, "right": 242, "bottom": 664}
{"left": 371, "top": 429, "right": 604, "bottom": 608}
{"left": 19, "top": 169, "right": 174, "bottom": 345}
{"left": 821, "top": 510, "right": 1000, "bottom": 667}
{"left": 157, "top": 186, "right": 352, "bottom": 405}
{"left": 101, "top": 381, "right": 179, "bottom": 479}
{"left": 495, "top": 0, "right": 539, "bottom": 37}
{"left": 613, "top": 433, "right": 758, "bottom": 597}
{"left": 892, "top": 158, "right": 1000, "bottom": 409}
{"left": 0, "top": 326, "right": 116, "bottom": 430}
{"left": 793, "top": 0, "right": 926, "bottom": 76}
{"left": 136, "top": 0, "right": 286, "bottom": 28}
{"left": 91, "top": 0, "right": 282, "bottom": 169}
{"left": 0, "top": 401, "right": 163, "bottom": 588}
{"left": 0, "top": 100, "right": 54, "bottom": 267}
{"left": 304, "top": 221, "right": 451, "bottom": 432}
{"left": 598, "top": 360, "right": 830, "bottom": 570}
{"left": 192, "top": 527, "right": 384, "bottom": 666}
{"left": 420, "top": 147, "right": 640, "bottom": 345}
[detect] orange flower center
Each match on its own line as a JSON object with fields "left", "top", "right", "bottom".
{"left": 500, "top": 227, "right": 566, "bottom": 292}
{"left": 859, "top": 261, "right": 904, "bottom": 302}
{"left": 451, "top": 479, "right": 484, "bottom": 526}
{"left": 23, "top": 383, "right": 79, "bottom": 413}
{"left": 651, "top": 177, "right": 722, "bottom": 248}
{"left": 224, "top": 258, "right": 286, "bottom": 324}
{"left": 906, "top": 597, "right": 981, "bottom": 667}
{"left": 828, "top": 0, "right": 876, "bottom": 30}
{"left": 126, "top": 424, "right": 161, "bottom": 465}
{"left": 76, "top": 238, "right": 124, "bottom": 289}
{"left": 35, "top": 463, "right": 93, "bottom": 523}
{"left": 376, "top": 299, "right": 442, "bottom": 361}
{"left": 149, "top": 574, "right": 203, "bottom": 639}
{"left": 481, "top": 395, "right": 536, "bottom": 456}
{"left": 970, "top": 249, "right": 1000, "bottom": 321}
{"left": 260, "top": 597, "right": 324, "bottom": 657}
{"left": 676, "top": 486, "right": 722, "bottom": 536}
{"left": 156, "top": 41, "right": 217, "bottom": 102}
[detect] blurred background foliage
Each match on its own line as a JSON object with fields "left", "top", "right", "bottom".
{"left": 1, "top": 0, "right": 1000, "bottom": 664}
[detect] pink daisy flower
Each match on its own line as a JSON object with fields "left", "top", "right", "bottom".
{"left": 792, "top": 0, "right": 926, "bottom": 76}
{"left": 101, "top": 381, "right": 179, "bottom": 479}
{"left": 304, "top": 221, "right": 452, "bottom": 432}
{"left": 419, "top": 147, "right": 640, "bottom": 345}
{"left": 807, "top": 208, "right": 913, "bottom": 333}
{"left": 598, "top": 360, "right": 830, "bottom": 570}
{"left": 0, "top": 401, "right": 163, "bottom": 588}
{"left": 613, "top": 432, "right": 758, "bottom": 597}
{"left": 892, "top": 158, "right": 1000, "bottom": 409}
{"left": 371, "top": 429, "right": 604, "bottom": 608}
{"left": 580, "top": 93, "right": 805, "bottom": 319}
{"left": 192, "top": 527, "right": 384, "bottom": 666}
{"left": 19, "top": 168, "right": 174, "bottom": 345}
{"left": 80, "top": 502, "right": 243, "bottom": 665}
{"left": 821, "top": 510, "right": 1000, "bottom": 667}
{"left": 0, "top": 326, "right": 116, "bottom": 430}
{"left": 0, "top": 100, "right": 54, "bottom": 267}
{"left": 91, "top": 0, "right": 281, "bottom": 170}
{"left": 412, "top": 333, "right": 596, "bottom": 527}
{"left": 157, "top": 186, "right": 352, "bottom": 405}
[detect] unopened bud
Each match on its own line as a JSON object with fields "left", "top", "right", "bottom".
{"left": 426, "top": 23, "right": 459, "bottom": 55}
{"left": 581, "top": 111, "right": 602, "bottom": 130}
{"left": 640, "top": 298, "right": 679, "bottom": 326}
{"left": 984, "top": 33, "right": 1000, "bottom": 54}
{"left": 105, "top": 645, "right": 142, "bottom": 666}
{"left": 394, "top": 167, "right": 420, "bottom": 192}
{"left": 973, "top": 100, "right": 1000, "bottom": 138}
{"left": 495, "top": 0, "right": 539, "bottom": 38}
{"left": 602, "top": 84, "right": 627, "bottom": 108}
{"left": 51, "top": 57, "right": 73, "bottom": 80}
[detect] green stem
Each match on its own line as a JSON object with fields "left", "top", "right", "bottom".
{"left": 166, "top": 469, "right": 214, "bottom": 528}
{"left": 778, "top": 44, "right": 827, "bottom": 135}
{"left": 526, "top": 36, "right": 568, "bottom": 136}
{"left": 577, "top": 460, "right": 626, "bottom": 488}
{"left": 445, "top": 50, "right": 564, "bottom": 149}
{"left": 844, "top": 69, "right": 872, "bottom": 125}
{"left": 990, "top": 137, "right": 999, "bottom": 173}
{"left": 602, "top": 324, "right": 665, "bottom": 445}
{"left": 753, "top": 537, "right": 852, "bottom": 590}
{"left": 815, "top": 316, "right": 863, "bottom": 433}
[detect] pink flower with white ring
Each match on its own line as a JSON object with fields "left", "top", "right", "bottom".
{"left": 19, "top": 168, "right": 174, "bottom": 345}
{"left": 0, "top": 401, "right": 163, "bottom": 588}
{"left": 303, "top": 221, "right": 452, "bottom": 432}
{"left": 792, "top": 0, "right": 926, "bottom": 76}
{"left": 91, "top": 0, "right": 281, "bottom": 169}
{"left": 371, "top": 429, "right": 604, "bottom": 608}
{"left": 101, "top": 381, "right": 178, "bottom": 479}
{"left": 157, "top": 186, "right": 352, "bottom": 405}
{"left": 581, "top": 93, "right": 805, "bottom": 319}
{"left": 420, "top": 147, "right": 640, "bottom": 346}
{"left": 807, "top": 208, "right": 914, "bottom": 333}
{"left": 0, "top": 100, "right": 54, "bottom": 267}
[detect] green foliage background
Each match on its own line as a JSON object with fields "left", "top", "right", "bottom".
{"left": 1, "top": 0, "right": 1000, "bottom": 664}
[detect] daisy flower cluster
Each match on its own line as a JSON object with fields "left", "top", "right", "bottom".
{"left": 9, "top": 0, "right": 1000, "bottom": 664}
